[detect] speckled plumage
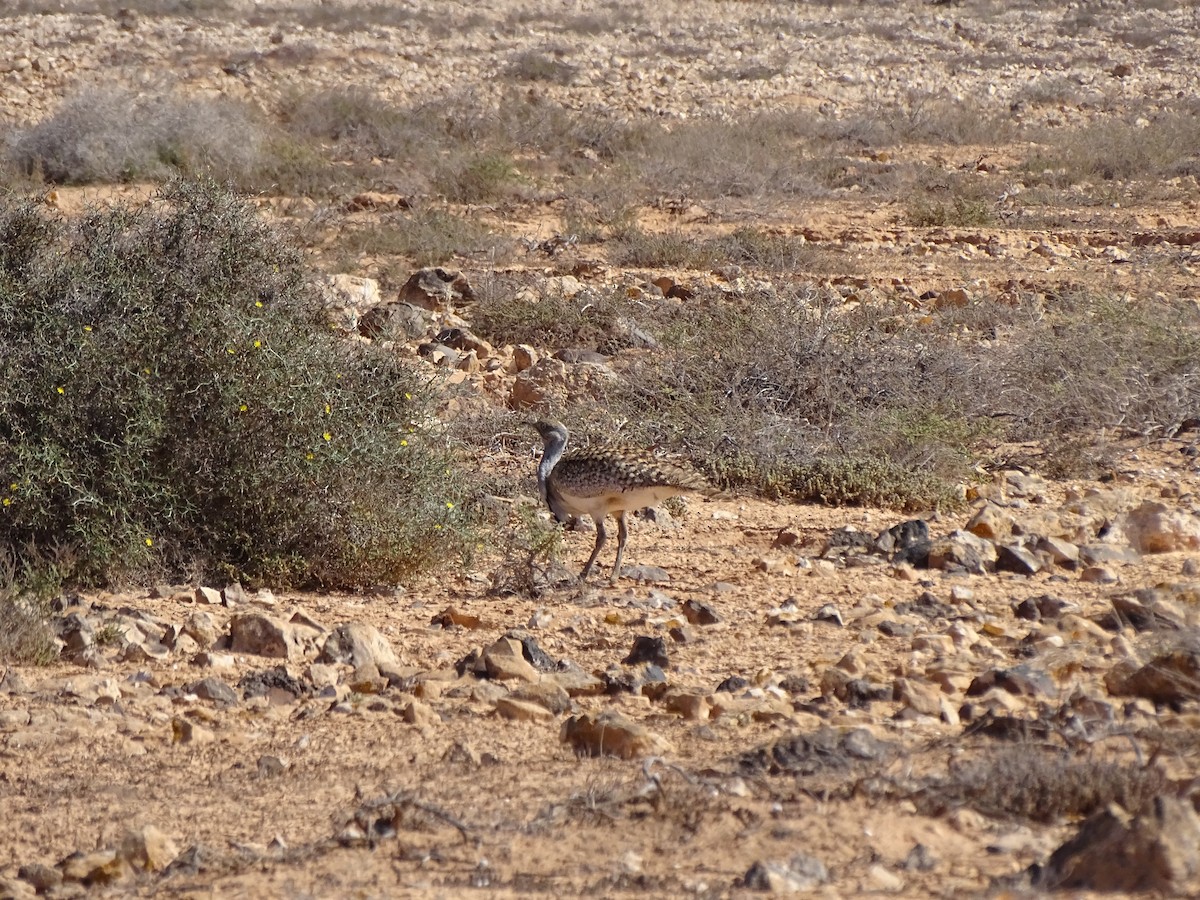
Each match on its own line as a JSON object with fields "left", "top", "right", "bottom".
{"left": 532, "top": 419, "right": 718, "bottom": 581}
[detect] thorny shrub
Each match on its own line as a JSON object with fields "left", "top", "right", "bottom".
{"left": 0, "top": 179, "right": 467, "bottom": 588}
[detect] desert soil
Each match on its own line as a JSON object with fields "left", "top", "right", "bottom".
{"left": 2, "top": 1, "right": 1200, "bottom": 898}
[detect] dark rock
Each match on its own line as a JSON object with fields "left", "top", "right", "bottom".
{"left": 1014, "top": 594, "right": 1069, "bottom": 621}
{"left": 1105, "top": 649, "right": 1200, "bottom": 705}
{"left": 878, "top": 620, "right": 915, "bottom": 638}
{"left": 894, "top": 591, "right": 955, "bottom": 621}
{"left": 741, "top": 854, "right": 829, "bottom": 892}
{"left": 716, "top": 675, "right": 750, "bottom": 693}
{"left": 903, "top": 843, "right": 937, "bottom": 872}
{"left": 238, "top": 667, "right": 308, "bottom": 703}
{"left": 185, "top": 677, "right": 238, "bottom": 705}
{"left": 823, "top": 526, "right": 876, "bottom": 558}
{"left": 996, "top": 543, "right": 1042, "bottom": 576}
{"left": 623, "top": 635, "right": 669, "bottom": 667}
{"left": 505, "top": 631, "right": 558, "bottom": 671}
{"left": 1097, "top": 593, "right": 1185, "bottom": 633}
{"left": 603, "top": 663, "right": 668, "bottom": 698}
{"left": 966, "top": 666, "right": 1055, "bottom": 698}
{"left": 1034, "top": 795, "right": 1200, "bottom": 891}
{"left": 877, "top": 518, "right": 932, "bottom": 567}
{"left": 398, "top": 266, "right": 475, "bottom": 310}
{"left": 681, "top": 599, "right": 720, "bottom": 625}
{"left": 813, "top": 604, "right": 844, "bottom": 626}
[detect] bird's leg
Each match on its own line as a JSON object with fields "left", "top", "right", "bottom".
{"left": 579, "top": 516, "right": 607, "bottom": 581}
{"left": 609, "top": 511, "right": 629, "bottom": 583}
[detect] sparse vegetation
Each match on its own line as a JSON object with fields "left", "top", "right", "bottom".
{"left": 917, "top": 750, "right": 1167, "bottom": 823}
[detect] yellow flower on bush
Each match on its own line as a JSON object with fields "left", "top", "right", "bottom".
{"left": 445, "top": 502, "right": 454, "bottom": 510}
{"left": 56, "top": 386, "right": 64, "bottom": 394}
{"left": 323, "top": 431, "right": 332, "bottom": 442}
{"left": 253, "top": 340, "right": 262, "bottom": 349}
{"left": 400, "top": 439, "right": 408, "bottom": 447}
{"left": 144, "top": 538, "right": 153, "bottom": 547}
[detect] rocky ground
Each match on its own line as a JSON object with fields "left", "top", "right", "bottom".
{"left": 3, "top": 1, "right": 1200, "bottom": 898}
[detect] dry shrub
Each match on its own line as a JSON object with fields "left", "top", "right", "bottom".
{"left": 916, "top": 749, "right": 1167, "bottom": 823}
{"left": 8, "top": 85, "right": 275, "bottom": 187}
{"left": 1024, "top": 111, "right": 1200, "bottom": 187}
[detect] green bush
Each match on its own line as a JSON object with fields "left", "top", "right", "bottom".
{"left": 0, "top": 179, "right": 466, "bottom": 587}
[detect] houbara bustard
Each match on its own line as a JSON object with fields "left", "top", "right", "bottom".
{"left": 532, "top": 419, "right": 719, "bottom": 582}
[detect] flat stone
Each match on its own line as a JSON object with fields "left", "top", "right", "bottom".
{"left": 319, "top": 623, "right": 398, "bottom": 668}
{"left": 495, "top": 696, "right": 555, "bottom": 722}
{"left": 560, "top": 711, "right": 671, "bottom": 759}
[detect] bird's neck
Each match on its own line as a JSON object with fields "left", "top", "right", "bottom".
{"left": 537, "top": 429, "right": 568, "bottom": 502}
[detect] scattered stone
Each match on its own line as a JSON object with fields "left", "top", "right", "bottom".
{"left": 171, "top": 717, "right": 215, "bottom": 745}
{"left": 1014, "top": 594, "right": 1070, "bottom": 622}
{"left": 119, "top": 825, "right": 178, "bottom": 872}
{"left": 603, "top": 663, "right": 668, "bottom": 698}
{"left": 222, "top": 582, "right": 249, "bottom": 606}
{"left": 1035, "top": 796, "right": 1200, "bottom": 892}
{"left": 183, "top": 611, "right": 220, "bottom": 649}
{"left": 740, "top": 854, "right": 829, "bottom": 892}
{"left": 185, "top": 677, "right": 238, "bottom": 705}
{"left": 814, "top": 604, "right": 844, "bottom": 626}
{"left": 510, "top": 681, "right": 572, "bottom": 715}
{"left": 620, "top": 564, "right": 670, "bottom": 583}
{"left": 195, "top": 586, "right": 222, "bottom": 605}
{"left": 16, "top": 863, "right": 61, "bottom": 893}
{"left": 319, "top": 623, "right": 399, "bottom": 668}
{"left": 495, "top": 696, "right": 555, "bottom": 722}
{"left": 560, "top": 711, "right": 671, "bottom": 759}
{"left": 1100, "top": 592, "right": 1186, "bottom": 632}
{"left": 400, "top": 698, "right": 440, "bottom": 728}
{"left": 505, "top": 631, "right": 558, "bottom": 671}
{"left": 59, "top": 849, "right": 130, "bottom": 885}
{"left": 966, "top": 503, "right": 1014, "bottom": 541}
{"left": 1123, "top": 500, "right": 1200, "bottom": 553}
{"left": 398, "top": 266, "right": 475, "bottom": 310}
{"left": 229, "top": 614, "right": 302, "bottom": 660}
{"left": 1081, "top": 565, "right": 1118, "bottom": 584}
{"left": 868, "top": 863, "right": 905, "bottom": 892}
{"left": 877, "top": 519, "right": 931, "bottom": 566}
{"left": 623, "top": 635, "right": 669, "bottom": 667}
{"left": 996, "top": 543, "right": 1042, "bottom": 576}
{"left": 239, "top": 667, "right": 308, "bottom": 704}
{"left": 481, "top": 637, "right": 539, "bottom": 682}
{"left": 1079, "top": 544, "right": 1140, "bottom": 566}
{"left": 681, "top": 599, "right": 720, "bottom": 625}
{"left": 1105, "top": 648, "right": 1200, "bottom": 705}
{"left": 1037, "top": 536, "right": 1081, "bottom": 569}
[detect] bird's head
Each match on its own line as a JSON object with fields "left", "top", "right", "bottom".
{"left": 531, "top": 419, "right": 568, "bottom": 443}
